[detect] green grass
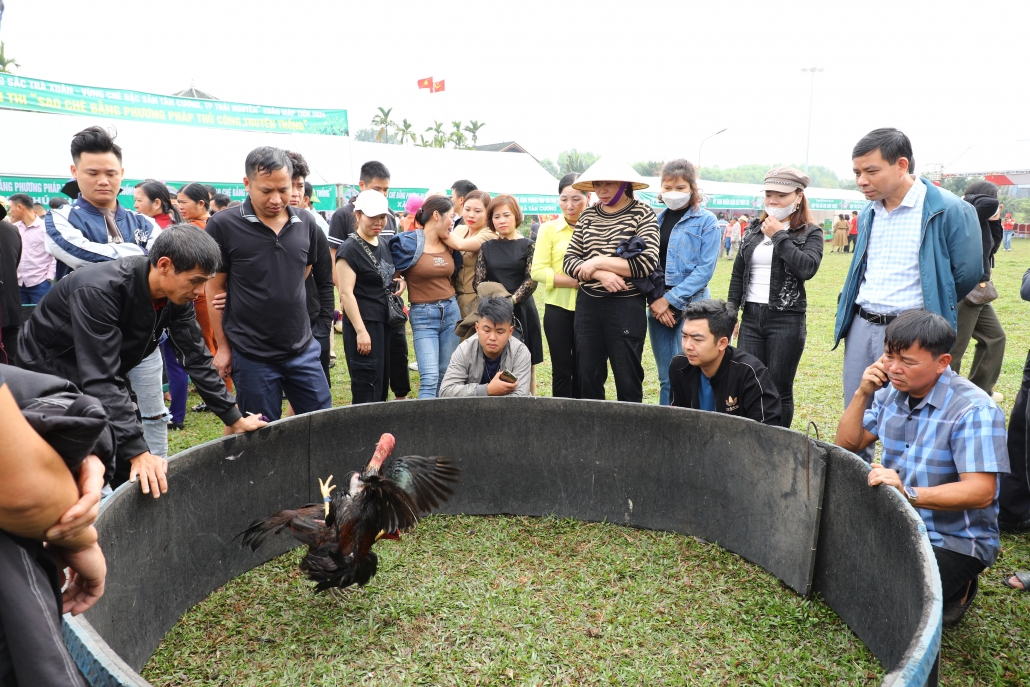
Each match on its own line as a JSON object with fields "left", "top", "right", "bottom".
{"left": 144, "top": 516, "right": 885, "bottom": 686}
{"left": 153, "top": 241, "right": 1030, "bottom": 685}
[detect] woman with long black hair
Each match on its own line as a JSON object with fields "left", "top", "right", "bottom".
{"left": 727, "top": 167, "right": 824, "bottom": 428}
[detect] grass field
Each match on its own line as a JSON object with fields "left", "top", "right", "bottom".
{"left": 149, "top": 240, "right": 1030, "bottom": 685}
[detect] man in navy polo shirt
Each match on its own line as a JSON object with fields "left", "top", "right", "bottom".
{"left": 205, "top": 147, "right": 332, "bottom": 420}
{"left": 836, "top": 310, "right": 1008, "bottom": 626}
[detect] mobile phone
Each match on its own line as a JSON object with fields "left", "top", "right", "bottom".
{"left": 500, "top": 369, "right": 518, "bottom": 384}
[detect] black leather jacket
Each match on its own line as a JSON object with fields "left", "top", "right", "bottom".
{"left": 18, "top": 256, "right": 240, "bottom": 480}
{"left": 727, "top": 220, "right": 824, "bottom": 313}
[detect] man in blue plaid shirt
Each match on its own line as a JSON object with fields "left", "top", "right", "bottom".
{"left": 836, "top": 310, "right": 1008, "bottom": 627}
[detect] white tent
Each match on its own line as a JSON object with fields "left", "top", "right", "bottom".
{"left": 0, "top": 109, "right": 558, "bottom": 195}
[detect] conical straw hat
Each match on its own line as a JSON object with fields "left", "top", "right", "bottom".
{"left": 572, "top": 157, "right": 650, "bottom": 192}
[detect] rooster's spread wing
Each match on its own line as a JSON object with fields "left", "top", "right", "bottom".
{"left": 379, "top": 455, "right": 460, "bottom": 514}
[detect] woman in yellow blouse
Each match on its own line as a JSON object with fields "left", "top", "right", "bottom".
{"left": 531, "top": 173, "right": 589, "bottom": 397}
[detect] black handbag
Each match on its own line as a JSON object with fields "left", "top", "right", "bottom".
{"left": 355, "top": 238, "right": 408, "bottom": 326}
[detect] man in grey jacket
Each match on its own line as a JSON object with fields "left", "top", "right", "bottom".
{"left": 440, "top": 295, "right": 531, "bottom": 397}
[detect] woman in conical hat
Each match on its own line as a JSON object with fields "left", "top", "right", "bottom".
{"left": 561, "top": 158, "right": 659, "bottom": 402}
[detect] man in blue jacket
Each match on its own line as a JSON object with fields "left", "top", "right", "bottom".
{"left": 43, "top": 126, "right": 170, "bottom": 461}
{"left": 834, "top": 128, "right": 982, "bottom": 459}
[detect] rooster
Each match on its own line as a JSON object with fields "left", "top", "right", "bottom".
{"left": 238, "top": 433, "right": 459, "bottom": 592}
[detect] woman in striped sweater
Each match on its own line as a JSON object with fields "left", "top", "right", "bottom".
{"left": 562, "top": 159, "right": 660, "bottom": 402}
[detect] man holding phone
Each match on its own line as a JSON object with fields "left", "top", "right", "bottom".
{"left": 835, "top": 310, "right": 1007, "bottom": 627}
{"left": 440, "top": 292, "right": 531, "bottom": 397}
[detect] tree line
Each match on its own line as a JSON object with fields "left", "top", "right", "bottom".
{"left": 354, "top": 107, "right": 486, "bottom": 149}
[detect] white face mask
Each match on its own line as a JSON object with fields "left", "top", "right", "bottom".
{"left": 764, "top": 203, "right": 793, "bottom": 221}
{"left": 662, "top": 191, "right": 691, "bottom": 211}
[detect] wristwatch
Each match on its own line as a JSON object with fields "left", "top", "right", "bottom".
{"left": 903, "top": 486, "right": 918, "bottom": 504}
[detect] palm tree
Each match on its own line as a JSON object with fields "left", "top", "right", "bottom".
{"left": 463, "top": 120, "right": 486, "bottom": 147}
{"left": 397, "top": 118, "right": 416, "bottom": 145}
{"left": 371, "top": 107, "right": 396, "bottom": 143}
{"left": 0, "top": 42, "right": 20, "bottom": 74}
{"left": 449, "top": 121, "right": 468, "bottom": 149}
{"left": 417, "top": 134, "right": 431, "bottom": 148}
{"left": 426, "top": 121, "right": 447, "bottom": 148}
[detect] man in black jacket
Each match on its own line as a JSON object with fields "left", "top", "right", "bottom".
{"left": 18, "top": 225, "right": 266, "bottom": 498}
{"left": 669, "top": 299, "right": 782, "bottom": 425}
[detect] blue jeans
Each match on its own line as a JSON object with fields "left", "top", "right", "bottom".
{"left": 20, "top": 280, "right": 51, "bottom": 304}
{"left": 231, "top": 337, "right": 332, "bottom": 420}
{"left": 649, "top": 288, "right": 709, "bottom": 406}
{"left": 125, "top": 348, "right": 168, "bottom": 458}
{"left": 1003, "top": 230, "right": 1013, "bottom": 250}
{"left": 410, "top": 297, "right": 461, "bottom": 398}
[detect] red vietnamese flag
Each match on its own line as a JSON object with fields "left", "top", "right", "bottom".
{"left": 417, "top": 77, "right": 433, "bottom": 89}
{"left": 433, "top": 80, "right": 445, "bottom": 93}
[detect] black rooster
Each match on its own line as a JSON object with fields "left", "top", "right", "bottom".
{"left": 239, "top": 433, "right": 459, "bottom": 592}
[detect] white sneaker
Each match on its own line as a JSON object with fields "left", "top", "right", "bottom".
{"left": 991, "top": 391, "right": 1004, "bottom": 403}
{"left": 409, "top": 361, "right": 419, "bottom": 371}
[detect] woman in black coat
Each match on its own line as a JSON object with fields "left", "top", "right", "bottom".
{"left": 727, "top": 167, "right": 824, "bottom": 428}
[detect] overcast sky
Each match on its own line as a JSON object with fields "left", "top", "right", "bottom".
{"left": 3, "top": 0, "right": 1027, "bottom": 179}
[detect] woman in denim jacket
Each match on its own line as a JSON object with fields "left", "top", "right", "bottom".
{"left": 649, "top": 159, "right": 722, "bottom": 406}
{"left": 727, "top": 167, "right": 823, "bottom": 428}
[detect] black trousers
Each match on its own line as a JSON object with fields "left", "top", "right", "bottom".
{"left": 933, "top": 545, "right": 985, "bottom": 603}
{"left": 737, "top": 303, "right": 805, "bottom": 428}
{"left": 543, "top": 304, "right": 579, "bottom": 398}
{"left": 389, "top": 323, "right": 411, "bottom": 398}
{"left": 343, "top": 318, "right": 390, "bottom": 404}
{"left": 1000, "top": 348, "right": 1030, "bottom": 523}
{"left": 574, "top": 292, "right": 646, "bottom": 403}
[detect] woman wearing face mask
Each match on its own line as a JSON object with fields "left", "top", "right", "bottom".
{"left": 389, "top": 195, "right": 464, "bottom": 398}
{"left": 474, "top": 194, "right": 543, "bottom": 391}
{"left": 442, "top": 190, "right": 496, "bottom": 319}
{"left": 530, "top": 173, "right": 588, "bottom": 398}
{"left": 648, "top": 159, "right": 721, "bottom": 406}
{"left": 562, "top": 159, "right": 659, "bottom": 403}
{"left": 727, "top": 167, "right": 824, "bottom": 428}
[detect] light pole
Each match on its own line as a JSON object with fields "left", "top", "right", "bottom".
{"left": 697, "top": 128, "right": 727, "bottom": 175}
{"left": 801, "top": 67, "right": 822, "bottom": 175}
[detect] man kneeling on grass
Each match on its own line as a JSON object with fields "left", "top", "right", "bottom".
{"left": 440, "top": 292, "right": 531, "bottom": 397}
{"left": 835, "top": 310, "right": 1008, "bottom": 626}
{"left": 669, "top": 299, "right": 782, "bottom": 425}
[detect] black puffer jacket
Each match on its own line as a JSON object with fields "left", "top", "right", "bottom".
{"left": 727, "top": 220, "right": 824, "bottom": 313}
{"left": 17, "top": 256, "right": 240, "bottom": 481}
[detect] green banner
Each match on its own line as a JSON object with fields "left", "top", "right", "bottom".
{"left": 0, "top": 174, "right": 336, "bottom": 212}
{"left": 0, "top": 74, "right": 348, "bottom": 135}
{"left": 378, "top": 188, "right": 560, "bottom": 216}
{"left": 641, "top": 191, "right": 867, "bottom": 212}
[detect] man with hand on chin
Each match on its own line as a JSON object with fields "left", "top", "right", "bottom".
{"left": 19, "top": 226, "right": 266, "bottom": 498}
{"left": 835, "top": 310, "right": 1008, "bottom": 627}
